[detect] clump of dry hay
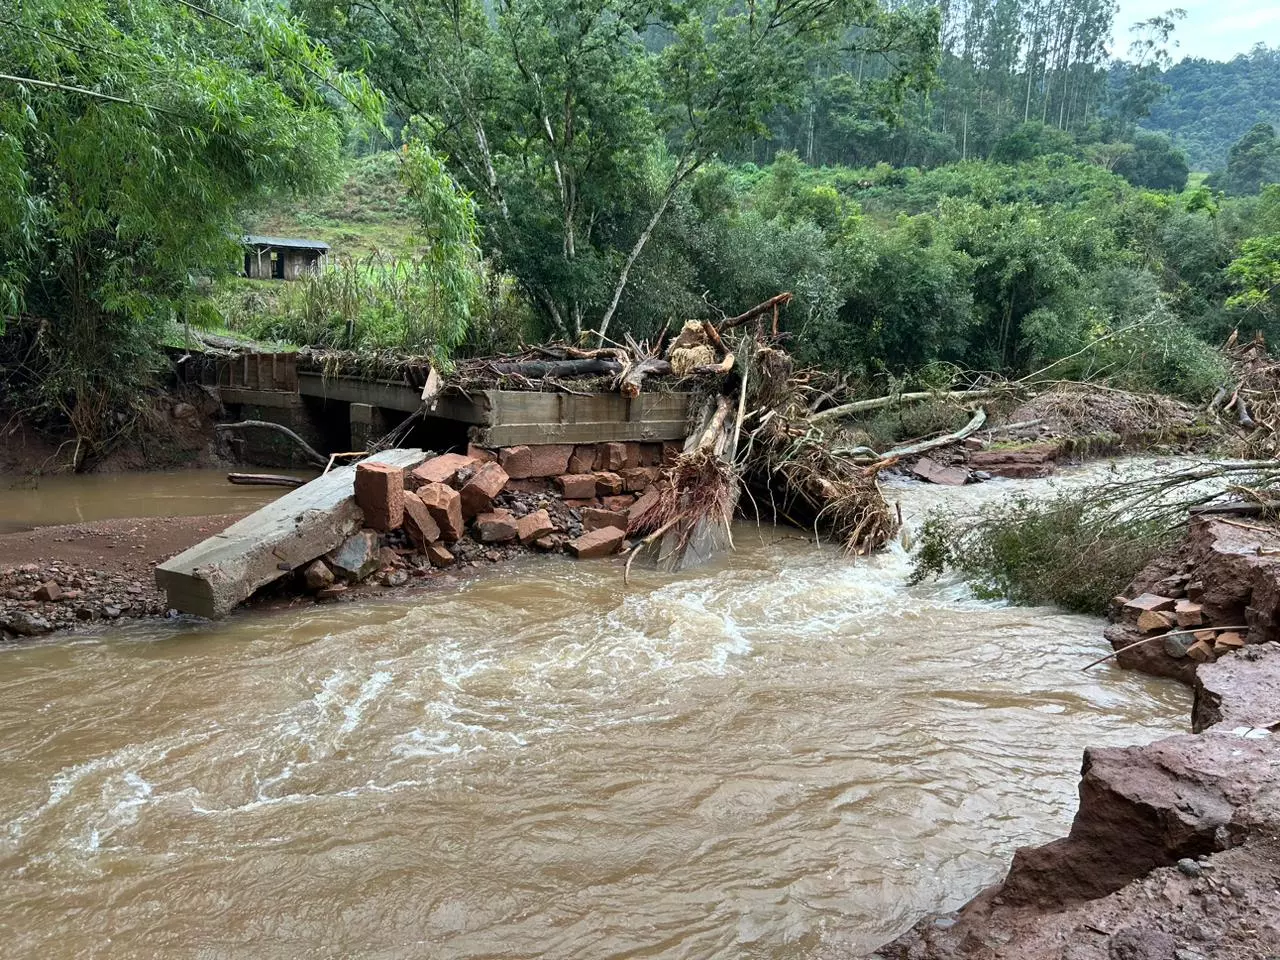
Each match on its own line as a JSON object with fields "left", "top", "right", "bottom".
{"left": 666, "top": 320, "right": 717, "bottom": 376}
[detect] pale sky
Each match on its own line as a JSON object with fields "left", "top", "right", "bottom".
{"left": 1112, "top": 0, "right": 1278, "bottom": 63}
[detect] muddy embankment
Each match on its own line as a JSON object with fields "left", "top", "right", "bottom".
{"left": 877, "top": 517, "right": 1280, "bottom": 960}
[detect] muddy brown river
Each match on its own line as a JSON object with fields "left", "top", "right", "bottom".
{"left": 0, "top": 471, "right": 1189, "bottom": 958}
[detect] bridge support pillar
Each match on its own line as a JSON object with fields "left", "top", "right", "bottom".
{"left": 349, "top": 403, "right": 385, "bottom": 452}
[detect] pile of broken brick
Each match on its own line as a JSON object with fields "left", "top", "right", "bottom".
{"left": 296, "top": 441, "right": 673, "bottom": 602}
{"left": 1115, "top": 589, "right": 1244, "bottom": 665}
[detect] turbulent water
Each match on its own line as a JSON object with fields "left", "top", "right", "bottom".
{"left": 0, "top": 471, "right": 1189, "bottom": 958}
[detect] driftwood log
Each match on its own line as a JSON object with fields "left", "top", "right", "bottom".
{"left": 810, "top": 388, "right": 997, "bottom": 424}
{"left": 722, "top": 292, "right": 793, "bottom": 332}
{"left": 617, "top": 358, "right": 673, "bottom": 398}
{"left": 838, "top": 407, "right": 989, "bottom": 463}
{"left": 227, "top": 473, "right": 308, "bottom": 488}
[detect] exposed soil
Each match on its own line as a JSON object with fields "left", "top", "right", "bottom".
{"left": 876, "top": 840, "right": 1280, "bottom": 960}
{"left": 0, "top": 515, "right": 243, "bottom": 635}
{"left": 0, "top": 382, "right": 227, "bottom": 477}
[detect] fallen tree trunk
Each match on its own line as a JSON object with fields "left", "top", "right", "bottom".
{"left": 692, "top": 352, "right": 735, "bottom": 377}
{"left": 722, "top": 292, "right": 794, "bottom": 331}
{"left": 840, "top": 407, "right": 989, "bottom": 463}
{"left": 227, "top": 473, "right": 308, "bottom": 488}
{"left": 616, "top": 358, "right": 673, "bottom": 398}
{"left": 1189, "top": 502, "right": 1280, "bottom": 517}
{"left": 215, "top": 420, "right": 328, "bottom": 467}
{"left": 488, "top": 358, "right": 624, "bottom": 378}
{"left": 810, "top": 388, "right": 997, "bottom": 424}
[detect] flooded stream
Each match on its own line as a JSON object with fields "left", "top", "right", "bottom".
{"left": 0, "top": 468, "right": 313, "bottom": 533}
{"left": 0, "top": 469, "right": 1189, "bottom": 958}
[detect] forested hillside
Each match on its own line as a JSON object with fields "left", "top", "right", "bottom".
{"left": 1143, "top": 47, "right": 1280, "bottom": 171}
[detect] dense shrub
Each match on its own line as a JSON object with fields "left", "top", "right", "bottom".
{"left": 911, "top": 490, "right": 1175, "bottom": 615}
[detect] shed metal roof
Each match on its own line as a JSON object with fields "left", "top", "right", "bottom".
{"left": 243, "top": 234, "right": 330, "bottom": 251}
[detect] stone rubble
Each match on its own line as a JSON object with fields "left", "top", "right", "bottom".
{"left": 2, "top": 440, "right": 666, "bottom": 640}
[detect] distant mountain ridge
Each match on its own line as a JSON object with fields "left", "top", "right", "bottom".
{"left": 1142, "top": 46, "right": 1280, "bottom": 171}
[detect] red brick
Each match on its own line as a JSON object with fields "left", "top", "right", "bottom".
{"left": 467, "top": 444, "right": 498, "bottom": 463}
{"left": 411, "top": 453, "right": 476, "bottom": 488}
{"left": 460, "top": 461, "right": 509, "bottom": 518}
{"left": 425, "top": 543, "right": 455, "bottom": 567}
{"left": 563, "top": 498, "right": 598, "bottom": 509}
{"left": 568, "top": 526, "right": 625, "bottom": 559}
{"left": 619, "top": 466, "right": 661, "bottom": 493}
{"left": 556, "top": 474, "right": 598, "bottom": 499}
{"left": 622, "top": 442, "right": 642, "bottom": 469}
{"left": 354, "top": 461, "right": 405, "bottom": 532}
{"left": 499, "top": 445, "right": 533, "bottom": 479}
{"left": 526, "top": 444, "right": 574, "bottom": 478}
{"left": 594, "top": 471, "right": 624, "bottom": 496}
{"left": 638, "top": 443, "right": 663, "bottom": 467}
{"left": 568, "top": 445, "right": 597, "bottom": 474}
{"left": 402, "top": 491, "right": 441, "bottom": 547}
{"left": 601, "top": 495, "right": 636, "bottom": 511}
{"left": 34, "top": 580, "right": 62, "bottom": 602}
{"left": 475, "top": 509, "right": 519, "bottom": 543}
{"left": 532, "top": 535, "right": 561, "bottom": 551}
{"left": 599, "top": 442, "right": 627, "bottom": 470}
{"left": 516, "top": 509, "right": 556, "bottom": 543}
{"left": 628, "top": 486, "right": 663, "bottom": 529}
{"left": 581, "top": 507, "right": 627, "bottom": 532}
{"left": 418, "top": 482, "right": 464, "bottom": 542}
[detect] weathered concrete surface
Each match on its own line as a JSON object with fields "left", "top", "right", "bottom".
{"left": 155, "top": 449, "right": 426, "bottom": 618}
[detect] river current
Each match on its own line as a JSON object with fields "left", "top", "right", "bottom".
{"left": 0, "top": 467, "right": 1188, "bottom": 958}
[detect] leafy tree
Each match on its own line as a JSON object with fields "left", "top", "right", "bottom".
{"left": 991, "top": 122, "right": 1078, "bottom": 164}
{"left": 299, "top": 0, "right": 939, "bottom": 341}
{"left": 1227, "top": 187, "right": 1280, "bottom": 331}
{"left": 1213, "top": 122, "right": 1280, "bottom": 196}
{"left": 1112, "top": 131, "right": 1188, "bottom": 191}
{"left": 1, "top": 0, "right": 379, "bottom": 462}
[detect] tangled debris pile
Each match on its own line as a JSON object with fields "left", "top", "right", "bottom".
{"left": 1216, "top": 331, "right": 1280, "bottom": 458}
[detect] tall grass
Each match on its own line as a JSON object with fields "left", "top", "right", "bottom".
{"left": 223, "top": 253, "right": 467, "bottom": 356}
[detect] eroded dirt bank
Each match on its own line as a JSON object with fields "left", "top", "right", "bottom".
{"left": 877, "top": 517, "right": 1280, "bottom": 960}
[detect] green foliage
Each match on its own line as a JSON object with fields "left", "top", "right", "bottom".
{"left": 1143, "top": 47, "right": 1280, "bottom": 171}
{"left": 1210, "top": 122, "right": 1280, "bottom": 196}
{"left": 300, "top": 0, "right": 939, "bottom": 339}
{"left": 911, "top": 490, "right": 1174, "bottom": 615}
{"left": 1227, "top": 232, "right": 1280, "bottom": 331}
{"left": 399, "top": 136, "right": 483, "bottom": 363}
{"left": 1113, "top": 132, "right": 1189, "bottom": 191}
{"left": 0, "top": 0, "right": 378, "bottom": 459}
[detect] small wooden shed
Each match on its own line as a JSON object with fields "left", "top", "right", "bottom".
{"left": 243, "top": 235, "right": 330, "bottom": 281}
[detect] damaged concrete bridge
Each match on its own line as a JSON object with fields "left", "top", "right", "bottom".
{"left": 177, "top": 348, "right": 696, "bottom": 457}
